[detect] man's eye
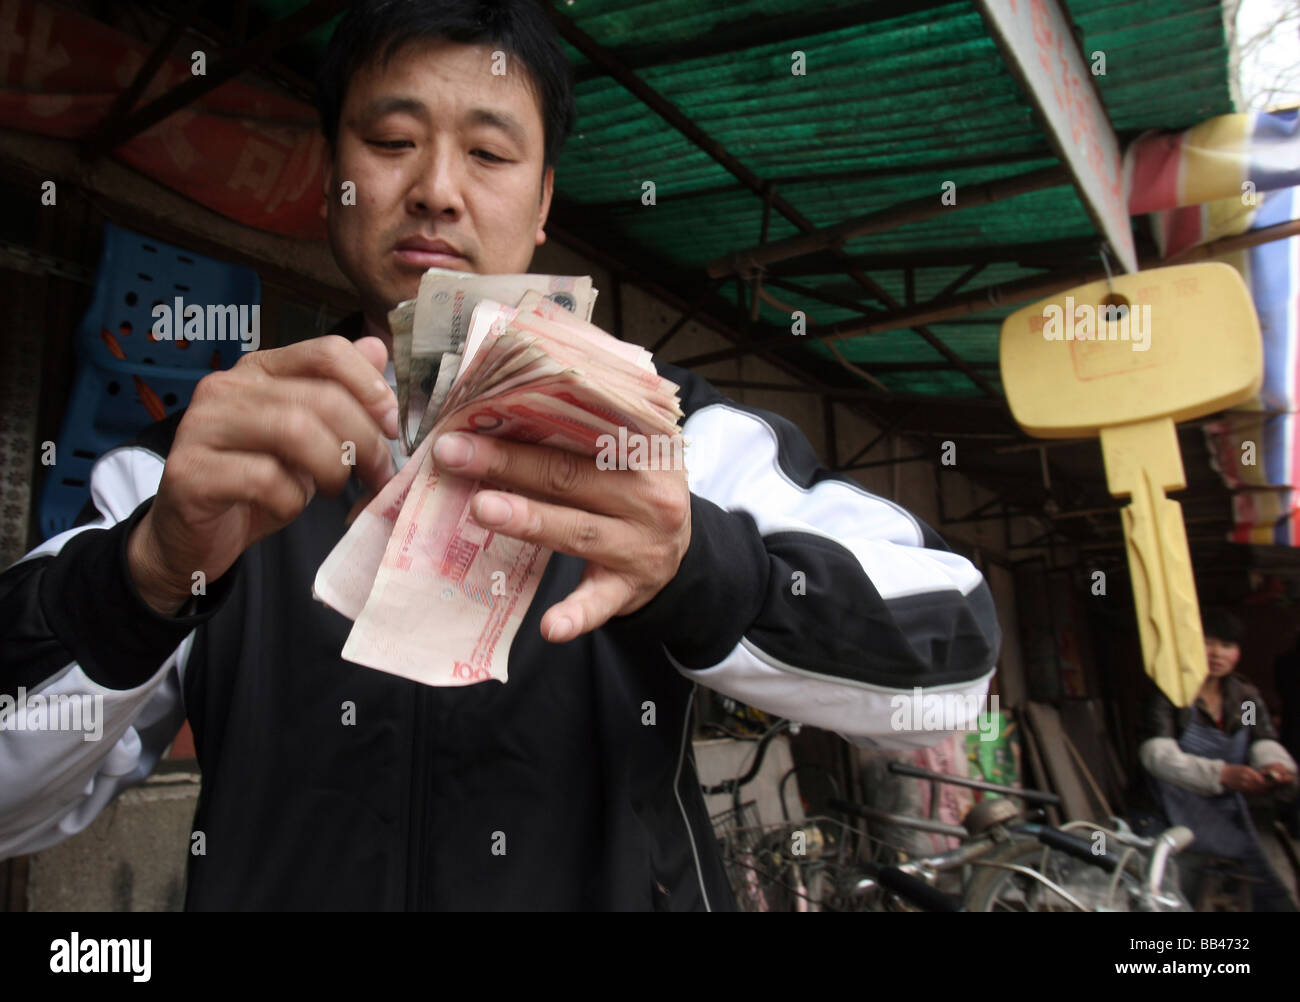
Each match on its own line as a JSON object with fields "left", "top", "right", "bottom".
{"left": 472, "top": 149, "right": 507, "bottom": 163}
{"left": 367, "top": 139, "right": 412, "bottom": 150}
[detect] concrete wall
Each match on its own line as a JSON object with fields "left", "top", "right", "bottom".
{"left": 23, "top": 771, "right": 198, "bottom": 912}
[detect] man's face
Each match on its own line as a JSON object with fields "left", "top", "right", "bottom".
{"left": 1205, "top": 635, "right": 1240, "bottom": 678}
{"left": 323, "top": 39, "right": 554, "bottom": 328}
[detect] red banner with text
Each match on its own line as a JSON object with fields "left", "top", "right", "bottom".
{"left": 0, "top": 0, "right": 328, "bottom": 239}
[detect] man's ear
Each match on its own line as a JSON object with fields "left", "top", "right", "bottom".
{"left": 535, "top": 165, "right": 554, "bottom": 247}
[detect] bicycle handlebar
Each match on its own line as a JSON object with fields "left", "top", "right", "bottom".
{"left": 870, "top": 865, "right": 965, "bottom": 912}
{"left": 1160, "top": 825, "right": 1195, "bottom": 854}
{"left": 1014, "top": 823, "right": 1125, "bottom": 873}
{"left": 700, "top": 720, "right": 791, "bottom": 796}
{"left": 1019, "top": 822, "right": 1195, "bottom": 910}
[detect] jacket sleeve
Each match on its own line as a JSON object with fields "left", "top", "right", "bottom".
{"left": 1250, "top": 739, "right": 1298, "bottom": 776}
{"left": 1139, "top": 737, "right": 1225, "bottom": 796}
{"left": 0, "top": 440, "right": 231, "bottom": 859}
{"left": 1136, "top": 693, "right": 1223, "bottom": 794}
{"left": 616, "top": 394, "right": 1000, "bottom": 750}
{"left": 1239, "top": 687, "right": 1299, "bottom": 776}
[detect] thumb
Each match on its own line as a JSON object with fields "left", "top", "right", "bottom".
{"left": 540, "top": 567, "right": 636, "bottom": 644}
{"left": 353, "top": 334, "right": 389, "bottom": 373}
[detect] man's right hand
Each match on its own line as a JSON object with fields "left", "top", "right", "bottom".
{"left": 127, "top": 335, "right": 398, "bottom": 615}
{"left": 1220, "top": 763, "right": 1271, "bottom": 795}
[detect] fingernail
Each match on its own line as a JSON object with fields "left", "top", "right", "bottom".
{"left": 473, "top": 492, "right": 512, "bottom": 526}
{"left": 547, "top": 616, "right": 573, "bottom": 643}
{"left": 382, "top": 408, "right": 399, "bottom": 439}
{"left": 434, "top": 433, "right": 472, "bottom": 467}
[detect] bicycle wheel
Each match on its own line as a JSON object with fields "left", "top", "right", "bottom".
{"left": 963, "top": 837, "right": 1132, "bottom": 912}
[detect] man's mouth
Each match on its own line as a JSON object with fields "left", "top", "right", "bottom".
{"left": 393, "top": 237, "right": 471, "bottom": 270}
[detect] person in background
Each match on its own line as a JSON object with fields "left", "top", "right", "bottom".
{"left": 1138, "top": 608, "right": 1298, "bottom": 911}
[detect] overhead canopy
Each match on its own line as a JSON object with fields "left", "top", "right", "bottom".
{"left": 247, "top": 0, "right": 1237, "bottom": 397}
{"left": 12, "top": 0, "right": 1300, "bottom": 571}
{"left": 548, "top": 0, "right": 1230, "bottom": 396}
{"left": 3, "top": 0, "right": 1236, "bottom": 396}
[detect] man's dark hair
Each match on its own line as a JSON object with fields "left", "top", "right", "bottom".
{"left": 1202, "top": 607, "right": 1245, "bottom": 646}
{"left": 316, "top": 0, "right": 576, "bottom": 169}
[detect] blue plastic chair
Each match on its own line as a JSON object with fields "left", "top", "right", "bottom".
{"left": 39, "top": 224, "right": 261, "bottom": 540}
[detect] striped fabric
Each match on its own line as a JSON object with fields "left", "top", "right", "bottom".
{"left": 1126, "top": 111, "right": 1300, "bottom": 544}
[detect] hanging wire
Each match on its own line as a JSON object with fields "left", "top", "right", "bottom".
{"left": 1099, "top": 241, "right": 1116, "bottom": 294}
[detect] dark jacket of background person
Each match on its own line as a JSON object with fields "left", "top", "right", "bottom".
{"left": 1139, "top": 675, "right": 1297, "bottom": 910}
{"left": 1140, "top": 673, "right": 1296, "bottom": 810}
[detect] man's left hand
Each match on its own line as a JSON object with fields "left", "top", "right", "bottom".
{"left": 432, "top": 431, "right": 691, "bottom": 643}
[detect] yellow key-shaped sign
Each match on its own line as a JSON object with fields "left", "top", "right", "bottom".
{"left": 1000, "top": 263, "right": 1262, "bottom": 706}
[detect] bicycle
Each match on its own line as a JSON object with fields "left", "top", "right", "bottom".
{"left": 702, "top": 722, "right": 1194, "bottom": 911}
{"left": 834, "top": 762, "right": 1194, "bottom": 912}
{"left": 710, "top": 801, "right": 865, "bottom": 911}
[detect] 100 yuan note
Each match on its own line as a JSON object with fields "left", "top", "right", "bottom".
{"left": 388, "top": 298, "right": 416, "bottom": 455}
{"left": 312, "top": 432, "right": 437, "bottom": 620}
{"left": 339, "top": 441, "right": 548, "bottom": 686}
{"left": 407, "top": 270, "right": 596, "bottom": 450}
{"left": 341, "top": 377, "right": 647, "bottom": 685}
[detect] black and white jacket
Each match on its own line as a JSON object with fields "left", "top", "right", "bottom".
{"left": 0, "top": 351, "right": 1000, "bottom": 910}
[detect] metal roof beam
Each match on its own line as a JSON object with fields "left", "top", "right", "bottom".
{"left": 677, "top": 215, "right": 1300, "bottom": 366}
{"left": 695, "top": 381, "right": 1010, "bottom": 408}
{"left": 546, "top": 199, "right": 881, "bottom": 414}
{"left": 571, "top": 0, "right": 958, "bottom": 84}
{"left": 705, "top": 165, "right": 1068, "bottom": 278}
{"left": 762, "top": 276, "right": 889, "bottom": 318}
{"left": 836, "top": 404, "right": 920, "bottom": 472}
{"left": 828, "top": 270, "right": 999, "bottom": 395}
{"left": 543, "top": 2, "right": 998, "bottom": 396}
{"left": 545, "top": 5, "right": 807, "bottom": 226}
{"left": 574, "top": 151, "right": 1061, "bottom": 212}
{"left": 143, "top": 0, "right": 321, "bottom": 101}
{"left": 931, "top": 262, "right": 989, "bottom": 301}
{"left": 821, "top": 216, "right": 1300, "bottom": 343}
{"left": 849, "top": 361, "right": 1000, "bottom": 373}
{"left": 770, "top": 240, "right": 1102, "bottom": 276}
{"left": 88, "top": 0, "right": 350, "bottom": 155}
{"left": 84, "top": 4, "right": 199, "bottom": 156}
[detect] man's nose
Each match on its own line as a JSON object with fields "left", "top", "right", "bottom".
{"left": 405, "top": 143, "right": 465, "bottom": 217}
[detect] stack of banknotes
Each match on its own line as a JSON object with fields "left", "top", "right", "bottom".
{"left": 313, "top": 268, "right": 684, "bottom": 686}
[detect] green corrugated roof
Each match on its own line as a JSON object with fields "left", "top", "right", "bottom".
{"left": 257, "top": 0, "right": 1235, "bottom": 397}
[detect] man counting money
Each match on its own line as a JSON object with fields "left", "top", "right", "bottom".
{"left": 0, "top": 0, "right": 999, "bottom": 910}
